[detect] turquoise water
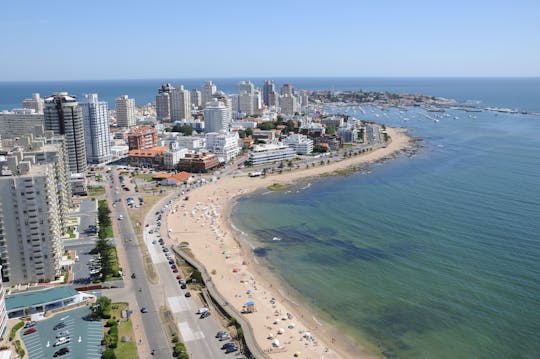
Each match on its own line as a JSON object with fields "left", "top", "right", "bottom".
{"left": 232, "top": 106, "right": 540, "bottom": 358}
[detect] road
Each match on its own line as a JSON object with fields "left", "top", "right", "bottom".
{"left": 107, "top": 167, "right": 233, "bottom": 358}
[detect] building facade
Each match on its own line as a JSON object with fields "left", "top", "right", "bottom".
{"left": 201, "top": 81, "right": 217, "bottom": 108}
{"left": 282, "top": 133, "right": 314, "bottom": 155}
{"left": 247, "top": 144, "right": 296, "bottom": 165}
{"left": 80, "top": 94, "right": 112, "bottom": 164}
{"left": 115, "top": 95, "right": 136, "bottom": 128}
{"left": 205, "top": 132, "right": 241, "bottom": 163}
{"left": 22, "top": 93, "right": 44, "bottom": 114}
{"left": 156, "top": 83, "right": 174, "bottom": 121}
{"left": 43, "top": 92, "right": 87, "bottom": 174}
{"left": 0, "top": 109, "right": 44, "bottom": 139}
{"left": 170, "top": 85, "right": 191, "bottom": 121}
{"left": 177, "top": 152, "right": 220, "bottom": 173}
{"left": 127, "top": 126, "right": 158, "bottom": 150}
{"left": 0, "top": 265, "right": 6, "bottom": 338}
{"left": 280, "top": 94, "right": 297, "bottom": 116}
{"left": 204, "top": 100, "right": 231, "bottom": 133}
{"left": 262, "top": 80, "right": 277, "bottom": 107}
{"left": 0, "top": 156, "right": 64, "bottom": 285}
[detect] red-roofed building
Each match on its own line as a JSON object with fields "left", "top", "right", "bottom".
{"left": 128, "top": 146, "right": 169, "bottom": 168}
{"left": 152, "top": 171, "right": 193, "bottom": 186}
{"left": 128, "top": 126, "right": 158, "bottom": 150}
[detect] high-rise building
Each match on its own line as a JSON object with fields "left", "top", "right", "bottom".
{"left": 239, "top": 93, "right": 258, "bottom": 116}
{"left": 170, "top": 85, "right": 191, "bottom": 121}
{"left": 237, "top": 81, "right": 255, "bottom": 94}
{"left": 204, "top": 100, "right": 231, "bottom": 133}
{"left": 115, "top": 95, "right": 136, "bottom": 128}
{"left": 281, "top": 83, "right": 294, "bottom": 96}
{"left": 156, "top": 83, "right": 174, "bottom": 121}
{"left": 22, "top": 93, "right": 44, "bottom": 114}
{"left": 0, "top": 109, "right": 44, "bottom": 139}
{"left": 127, "top": 126, "right": 158, "bottom": 150}
{"left": 262, "top": 80, "right": 277, "bottom": 107}
{"left": 190, "top": 89, "right": 201, "bottom": 109}
{"left": 0, "top": 148, "right": 65, "bottom": 285}
{"left": 0, "top": 265, "right": 6, "bottom": 337}
{"left": 44, "top": 92, "right": 87, "bottom": 174}
{"left": 80, "top": 94, "right": 112, "bottom": 164}
{"left": 280, "top": 94, "right": 298, "bottom": 115}
{"left": 201, "top": 81, "right": 217, "bottom": 108}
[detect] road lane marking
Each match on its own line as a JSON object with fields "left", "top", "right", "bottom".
{"left": 177, "top": 321, "right": 205, "bottom": 342}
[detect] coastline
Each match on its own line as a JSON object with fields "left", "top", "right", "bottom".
{"left": 167, "top": 127, "right": 413, "bottom": 358}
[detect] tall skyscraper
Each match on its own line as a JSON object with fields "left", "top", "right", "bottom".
{"left": 263, "top": 80, "right": 277, "bottom": 107}
{"left": 80, "top": 94, "right": 112, "bottom": 164}
{"left": 204, "top": 100, "right": 231, "bottom": 133}
{"left": 190, "top": 89, "right": 202, "bottom": 108}
{"left": 170, "top": 85, "right": 191, "bottom": 121}
{"left": 115, "top": 95, "right": 136, "bottom": 128}
{"left": 0, "top": 136, "right": 69, "bottom": 285}
{"left": 156, "top": 83, "right": 174, "bottom": 121}
{"left": 44, "top": 92, "right": 87, "bottom": 174}
{"left": 237, "top": 80, "right": 255, "bottom": 94}
{"left": 281, "top": 83, "right": 294, "bottom": 96}
{"left": 280, "top": 94, "right": 298, "bottom": 115}
{"left": 201, "top": 81, "right": 217, "bottom": 108}
{"left": 22, "top": 93, "right": 44, "bottom": 113}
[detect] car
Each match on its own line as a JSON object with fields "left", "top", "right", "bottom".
{"left": 171, "top": 264, "right": 177, "bottom": 269}
{"left": 216, "top": 330, "right": 227, "bottom": 338}
{"left": 152, "top": 240, "right": 157, "bottom": 244}
{"left": 225, "top": 346, "right": 238, "bottom": 354}
{"left": 200, "top": 311, "right": 211, "bottom": 319}
{"left": 56, "top": 330, "right": 70, "bottom": 338}
{"left": 184, "top": 292, "right": 191, "bottom": 298}
{"left": 23, "top": 327, "right": 37, "bottom": 335}
{"left": 180, "top": 283, "right": 187, "bottom": 289}
{"left": 54, "top": 337, "right": 70, "bottom": 347}
{"left": 197, "top": 307, "right": 209, "bottom": 314}
{"left": 53, "top": 322, "right": 66, "bottom": 330}
{"left": 24, "top": 321, "right": 36, "bottom": 328}
{"left": 221, "top": 342, "right": 236, "bottom": 350}
{"left": 131, "top": 273, "right": 136, "bottom": 279}
{"left": 163, "top": 248, "right": 169, "bottom": 252}
{"left": 53, "top": 347, "right": 70, "bottom": 357}
{"left": 140, "top": 307, "right": 149, "bottom": 313}
{"left": 218, "top": 332, "right": 231, "bottom": 341}
{"left": 172, "top": 268, "right": 178, "bottom": 273}
{"left": 168, "top": 260, "right": 175, "bottom": 265}
{"left": 176, "top": 274, "right": 183, "bottom": 279}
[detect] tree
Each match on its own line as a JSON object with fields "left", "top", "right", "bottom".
{"left": 286, "top": 120, "right": 295, "bottom": 132}
{"left": 325, "top": 124, "right": 336, "bottom": 135}
{"left": 95, "top": 296, "right": 112, "bottom": 319}
{"left": 172, "top": 125, "right": 194, "bottom": 136}
{"left": 313, "top": 145, "right": 328, "bottom": 153}
{"left": 258, "top": 121, "right": 276, "bottom": 130}
{"left": 238, "top": 130, "right": 246, "bottom": 139}
{"left": 245, "top": 127, "right": 253, "bottom": 137}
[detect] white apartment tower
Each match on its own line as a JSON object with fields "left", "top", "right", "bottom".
{"left": 190, "top": 89, "right": 202, "bottom": 108}
{"left": 201, "top": 81, "right": 217, "bottom": 108}
{"left": 22, "top": 93, "right": 44, "bottom": 114}
{"left": 204, "top": 100, "right": 231, "bottom": 133}
{"left": 44, "top": 92, "right": 87, "bottom": 174}
{"left": 80, "top": 94, "right": 112, "bottom": 164}
{"left": 205, "top": 131, "right": 241, "bottom": 163}
{"left": 0, "top": 154, "right": 64, "bottom": 285}
{"left": 237, "top": 81, "right": 255, "bottom": 94}
{"left": 115, "top": 95, "right": 136, "bottom": 128}
{"left": 280, "top": 94, "right": 298, "bottom": 116}
{"left": 170, "top": 85, "right": 191, "bottom": 121}
{"left": 156, "top": 83, "right": 174, "bottom": 121}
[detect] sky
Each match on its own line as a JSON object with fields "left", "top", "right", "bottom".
{"left": 1, "top": 0, "right": 539, "bottom": 80}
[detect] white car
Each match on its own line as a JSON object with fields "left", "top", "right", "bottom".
{"left": 196, "top": 307, "right": 209, "bottom": 314}
{"left": 54, "top": 337, "right": 70, "bottom": 347}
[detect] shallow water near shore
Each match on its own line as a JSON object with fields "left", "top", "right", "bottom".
{"left": 232, "top": 106, "right": 540, "bottom": 359}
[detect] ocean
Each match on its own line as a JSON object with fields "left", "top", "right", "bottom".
{"left": 2, "top": 77, "right": 539, "bottom": 358}
{"left": 1, "top": 77, "right": 539, "bottom": 112}
{"left": 231, "top": 79, "right": 540, "bottom": 358}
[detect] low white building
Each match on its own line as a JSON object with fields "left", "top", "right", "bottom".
{"left": 247, "top": 143, "right": 296, "bottom": 166}
{"left": 205, "top": 132, "right": 241, "bottom": 163}
{"left": 176, "top": 136, "right": 205, "bottom": 151}
{"left": 164, "top": 146, "right": 189, "bottom": 169}
{"left": 230, "top": 120, "right": 258, "bottom": 129}
{"left": 110, "top": 145, "right": 129, "bottom": 160}
{"left": 282, "top": 133, "right": 314, "bottom": 155}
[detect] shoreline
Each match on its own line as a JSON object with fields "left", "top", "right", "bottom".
{"left": 167, "top": 127, "right": 414, "bottom": 358}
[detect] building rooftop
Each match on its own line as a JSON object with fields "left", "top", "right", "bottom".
{"left": 6, "top": 286, "right": 79, "bottom": 311}
{"left": 129, "top": 146, "right": 169, "bottom": 157}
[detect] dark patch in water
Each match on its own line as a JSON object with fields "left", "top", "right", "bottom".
{"left": 253, "top": 247, "right": 270, "bottom": 257}
{"left": 326, "top": 238, "right": 389, "bottom": 261}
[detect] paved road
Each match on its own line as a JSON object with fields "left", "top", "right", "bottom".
{"left": 106, "top": 168, "right": 172, "bottom": 359}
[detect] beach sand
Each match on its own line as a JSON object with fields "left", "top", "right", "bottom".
{"left": 167, "top": 128, "right": 413, "bottom": 359}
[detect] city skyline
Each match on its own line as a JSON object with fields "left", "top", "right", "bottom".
{"left": 1, "top": 0, "right": 539, "bottom": 81}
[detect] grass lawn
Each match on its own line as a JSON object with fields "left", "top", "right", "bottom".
{"left": 134, "top": 173, "right": 155, "bottom": 182}
{"left": 104, "top": 247, "right": 122, "bottom": 282}
{"left": 88, "top": 186, "right": 106, "bottom": 197}
{"left": 110, "top": 303, "right": 139, "bottom": 359}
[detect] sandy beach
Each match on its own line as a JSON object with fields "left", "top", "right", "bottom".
{"left": 166, "top": 127, "right": 413, "bottom": 359}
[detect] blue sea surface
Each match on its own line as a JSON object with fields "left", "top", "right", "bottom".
{"left": 233, "top": 102, "right": 540, "bottom": 358}
{"left": 1, "top": 77, "right": 539, "bottom": 111}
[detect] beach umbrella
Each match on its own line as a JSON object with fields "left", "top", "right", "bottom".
{"left": 294, "top": 352, "right": 301, "bottom": 357}
{"left": 288, "top": 323, "right": 295, "bottom": 329}
{"left": 278, "top": 328, "right": 285, "bottom": 334}
{"left": 233, "top": 268, "right": 239, "bottom": 272}
{"left": 273, "top": 339, "right": 280, "bottom": 347}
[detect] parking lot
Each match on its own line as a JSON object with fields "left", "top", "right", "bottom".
{"left": 21, "top": 307, "right": 102, "bottom": 359}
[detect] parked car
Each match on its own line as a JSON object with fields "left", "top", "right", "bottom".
{"left": 197, "top": 308, "right": 209, "bottom": 314}
{"left": 23, "top": 327, "right": 37, "bottom": 335}
{"left": 53, "top": 347, "right": 70, "bottom": 357}
{"left": 219, "top": 332, "right": 231, "bottom": 341}
{"left": 53, "top": 322, "right": 66, "bottom": 330}
{"left": 24, "top": 321, "right": 36, "bottom": 328}
{"left": 221, "top": 342, "right": 236, "bottom": 350}
{"left": 56, "top": 330, "right": 70, "bottom": 338}
{"left": 172, "top": 268, "right": 178, "bottom": 273}
{"left": 140, "top": 307, "right": 149, "bottom": 313}
{"left": 200, "top": 311, "right": 211, "bottom": 319}
{"left": 176, "top": 274, "right": 183, "bottom": 279}
{"left": 180, "top": 284, "right": 187, "bottom": 289}
{"left": 225, "top": 346, "right": 238, "bottom": 354}
{"left": 54, "top": 337, "right": 70, "bottom": 347}
{"left": 185, "top": 292, "right": 191, "bottom": 297}
{"left": 216, "top": 330, "right": 227, "bottom": 338}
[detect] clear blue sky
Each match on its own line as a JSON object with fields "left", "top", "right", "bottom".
{"left": 1, "top": 0, "right": 539, "bottom": 80}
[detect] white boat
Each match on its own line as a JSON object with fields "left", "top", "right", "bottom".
{"left": 272, "top": 237, "right": 281, "bottom": 241}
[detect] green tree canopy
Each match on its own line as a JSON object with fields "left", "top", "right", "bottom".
{"left": 172, "top": 124, "right": 194, "bottom": 136}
